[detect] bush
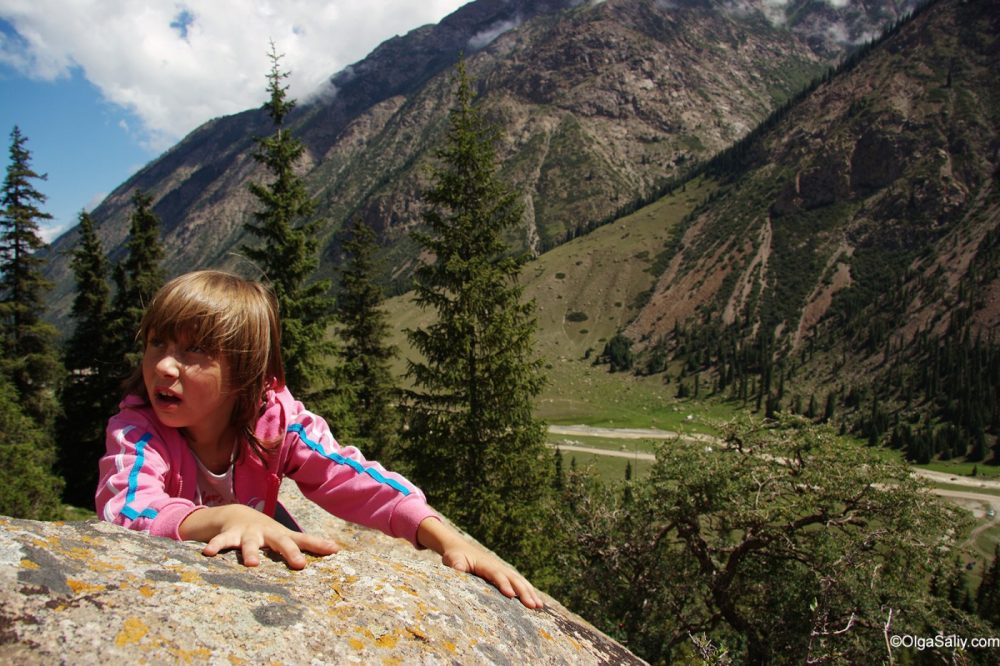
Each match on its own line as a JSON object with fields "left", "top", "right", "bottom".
{"left": 0, "top": 375, "right": 64, "bottom": 520}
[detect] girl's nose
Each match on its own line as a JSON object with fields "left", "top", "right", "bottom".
{"left": 155, "top": 348, "right": 182, "bottom": 377}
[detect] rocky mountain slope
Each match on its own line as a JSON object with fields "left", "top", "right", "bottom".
{"left": 42, "top": 0, "right": 917, "bottom": 320}
{"left": 622, "top": 0, "right": 999, "bottom": 435}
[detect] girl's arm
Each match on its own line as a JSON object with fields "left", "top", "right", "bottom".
{"left": 416, "top": 517, "right": 544, "bottom": 609}
{"left": 178, "top": 504, "right": 339, "bottom": 569}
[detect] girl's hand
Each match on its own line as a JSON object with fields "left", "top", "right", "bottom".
{"left": 417, "top": 517, "right": 544, "bottom": 609}
{"left": 179, "top": 504, "right": 339, "bottom": 569}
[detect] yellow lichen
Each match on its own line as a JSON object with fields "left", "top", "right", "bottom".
{"left": 19, "top": 559, "right": 39, "bottom": 570}
{"left": 166, "top": 646, "right": 212, "bottom": 663}
{"left": 443, "top": 641, "right": 457, "bottom": 653}
{"left": 115, "top": 617, "right": 149, "bottom": 647}
{"left": 66, "top": 578, "right": 106, "bottom": 595}
{"left": 348, "top": 638, "right": 365, "bottom": 651}
{"left": 406, "top": 626, "right": 428, "bottom": 641}
{"left": 227, "top": 655, "right": 248, "bottom": 665}
{"left": 375, "top": 632, "right": 398, "bottom": 649}
{"left": 138, "top": 585, "right": 155, "bottom": 598}
{"left": 538, "top": 629, "right": 554, "bottom": 641}
{"left": 179, "top": 570, "right": 202, "bottom": 584}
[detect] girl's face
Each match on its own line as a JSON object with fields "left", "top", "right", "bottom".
{"left": 142, "top": 331, "right": 237, "bottom": 445}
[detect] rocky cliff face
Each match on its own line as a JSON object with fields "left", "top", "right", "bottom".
{"left": 626, "top": 0, "right": 999, "bottom": 385}
{"left": 42, "top": 0, "right": 917, "bottom": 319}
{"left": 0, "top": 485, "right": 642, "bottom": 664}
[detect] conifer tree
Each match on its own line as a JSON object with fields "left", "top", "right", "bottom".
{"left": 0, "top": 126, "right": 63, "bottom": 427}
{"left": 334, "top": 217, "right": 400, "bottom": 463}
{"left": 243, "top": 43, "right": 334, "bottom": 397}
{"left": 58, "top": 210, "right": 116, "bottom": 507}
{"left": 109, "top": 190, "right": 164, "bottom": 381}
{"left": 404, "top": 61, "right": 548, "bottom": 568}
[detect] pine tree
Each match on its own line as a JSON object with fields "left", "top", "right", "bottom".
{"left": 334, "top": 217, "right": 400, "bottom": 463}
{"left": 403, "top": 61, "right": 548, "bottom": 568}
{"left": 0, "top": 126, "right": 63, "bottom": 426}
{"left": 109, "top": 190, "right": 164, "bottom": 380}
{"left": 57, "top": 210, "right": 116, "bottom": 507}
{"left": 243, "top": 43, "right": 334, "bottom": 397}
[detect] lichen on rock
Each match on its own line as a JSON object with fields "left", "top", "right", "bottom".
{"left": 0, "top": 485, "right": 644, "bottom": 665}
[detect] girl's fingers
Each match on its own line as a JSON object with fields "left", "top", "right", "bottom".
{"left": 270, "top": 536, "right": 305, "bottom": 569}
{"left": 294, "top": 532, "right": 339, "bottom": 556}
{"left": 511, "top": 575, "right": 544, "bottom": 608}
{"left": 241, "top": 537, "right": 263, "bottom": 567}
{"left": 203, "top": 531, "right": 239, "bottom": 557}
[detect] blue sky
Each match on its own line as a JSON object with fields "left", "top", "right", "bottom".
{"left": 0, "top": 57, "right": 153, "bottom": 241}
{"left": 0, "top": 1, "right": 469, "bottom": 242}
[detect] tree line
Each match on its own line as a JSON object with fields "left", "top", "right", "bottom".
{"left": 3, "top": 49, "right": 997, "bottom": 664}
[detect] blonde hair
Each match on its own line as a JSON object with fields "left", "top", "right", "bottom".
{"left": 124, "top": 270, "right": 285, "bottom": 457}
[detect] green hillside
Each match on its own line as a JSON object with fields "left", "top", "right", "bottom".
{"left": 383, "top": 176, "right": 735, "bottom": 430}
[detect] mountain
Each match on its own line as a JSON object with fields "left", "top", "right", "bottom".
{"left": 42, "top": 0, "right": 918, "bottom": 321}
{"left": 615, "top": 0, "right": 999, "bottom": 445}
{"left": 373, "top": 0, "right": 999, "bottom": 446}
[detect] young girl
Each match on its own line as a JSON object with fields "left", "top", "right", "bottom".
{"left": 95, "top": 270, "right": 542, "bottom": 609}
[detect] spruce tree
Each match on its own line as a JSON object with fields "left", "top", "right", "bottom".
{"left": 404, "top": 61, "right": 548, "bottom": 568}
{"left": 109, "top": 190, "right": 164, "bottom": 381}
{"left": 334, "top": 217, "right": 400, "bottom": 463}
{"left": 58, "top": 210, "right": 116, "bottom": 507}
{"left": 243, "top": 43, "right": 334, "bottom": 397}
{"left": 0, "top": 126, "right": 63, "bottom": 427}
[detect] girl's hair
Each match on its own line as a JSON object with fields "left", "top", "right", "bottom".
{"left": 124, "top": 270, "right": 285, "bottom": 457}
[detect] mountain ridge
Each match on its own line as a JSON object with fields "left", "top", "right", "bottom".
{"left": 41, "top": 0, "right": 918, "bottom": 321}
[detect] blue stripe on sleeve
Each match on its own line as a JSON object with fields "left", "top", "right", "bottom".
{"left": 286, "top": 423, "right": 411, "bottom": 496}
{"left": 120, "top": 432, "right": 160, "bottom": 521}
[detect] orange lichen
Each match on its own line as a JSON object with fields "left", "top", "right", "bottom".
{"left": 348, "top": 638, "right": 365, "bottom": 651}
{"left": 138, "top": 585, "right": 155, "bottom": 598}
{"left": 66, "top": 578, "right": 105, "bottom": 595}
{"left": 539, "top": 629, "right": 554, "bottom": 641}
{"left": 375, "top": 632, "right": 399, "bottom": 649}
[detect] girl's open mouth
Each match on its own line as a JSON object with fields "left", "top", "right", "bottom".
{"left": 155, "top": 390, "right": 181, "bottom": 405}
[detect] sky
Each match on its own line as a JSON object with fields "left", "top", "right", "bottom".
{"left": 0, "top": 0, "right": 470, "bottom": 241}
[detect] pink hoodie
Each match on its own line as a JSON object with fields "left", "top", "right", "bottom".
{"left": 95, "top": 386, "right": 437, "bottom": 547}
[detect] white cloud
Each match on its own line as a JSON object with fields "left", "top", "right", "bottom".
{"left": 0, "top": 0, "right": 469, "bottom": 150}
{"left": 468, "top": 17, "right": 521, "bottom": 51}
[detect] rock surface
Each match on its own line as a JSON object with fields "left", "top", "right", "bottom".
{"left": 0, "top": 486, "right": 643, "bottom": 665}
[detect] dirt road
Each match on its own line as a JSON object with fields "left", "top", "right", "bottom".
{"left": 548, "top": 425, "right": 1000, "bottom": 523}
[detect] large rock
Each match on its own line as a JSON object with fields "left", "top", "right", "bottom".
{"left": 0, "top": 485, "right": 643, "bottom": 664}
